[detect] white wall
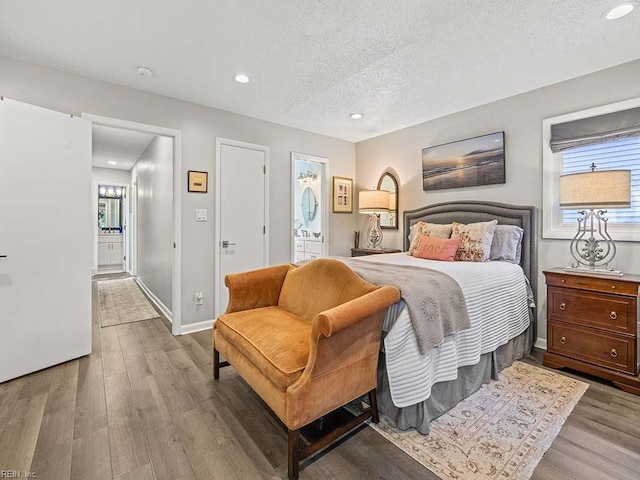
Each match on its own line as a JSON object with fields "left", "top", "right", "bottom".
{"left": 356, "top": 59, "right": 640, "bottom": 347}
{"left": 0, "top": 55, "right": 356, "bottom": 327}
{"left": 92, "top": 166, "right": 131, "bottom": 185}
{"left": 131, "top": 136, "right": 174, "bottom": 311}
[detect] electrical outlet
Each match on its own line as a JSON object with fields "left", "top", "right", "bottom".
{"left": 194, "top": 291, "right": 204, "bottom": 306}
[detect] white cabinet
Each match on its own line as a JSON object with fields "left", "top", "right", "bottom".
{"left": 111, "top": 242, "right": 123, "bottom": 264}
{"left": 294, "top": 238, "right": 323, "bottom": 262}
{"left": 98, "top": 234, "right": 124, "bottom": 269}
{"left": 98, "top": 243, "right": 111, "bottom": 265}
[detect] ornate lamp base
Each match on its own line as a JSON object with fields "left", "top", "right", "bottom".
{"left": 566, "top": 209, "right": 623, "bottom": 276}
{"left": 366, "top": 214, "right": 383, "bottom": 249}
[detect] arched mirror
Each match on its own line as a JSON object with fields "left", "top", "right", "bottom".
{"left": 301, "top": 186, "right": 318, "bottom": 225}
{"left": 377, "top": 171, "right": 399, "bottom": 229}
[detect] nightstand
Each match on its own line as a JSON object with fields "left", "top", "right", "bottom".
{"left": 543, "top": 268, "right": 640, "bottom": 395}
{"left": 350, "top": 248, "right": 402, "bottom": 257}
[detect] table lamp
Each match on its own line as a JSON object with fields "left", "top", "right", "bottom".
{"left": 359, "top": 190, "right": 389, "bottom": 249}
{"left": 559, "top": 163, "right": 631, "bottom": 275}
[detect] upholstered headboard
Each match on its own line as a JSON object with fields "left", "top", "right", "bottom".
{"left": 403, "top": 201, "right": 538, "bottom": 306}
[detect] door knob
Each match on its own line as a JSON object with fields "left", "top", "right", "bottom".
{"left": 222, "top": 241, "right": 236, "bottom": 248}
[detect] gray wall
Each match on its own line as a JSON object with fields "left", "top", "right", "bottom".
{"left": 0, "top": 55, "right": 356, "bottom": 327}
{"left": 132, "top": 136, "right": 174, "bottom": 311}
{"left": 356, "top": 59, "right": 640, "bottom": 346}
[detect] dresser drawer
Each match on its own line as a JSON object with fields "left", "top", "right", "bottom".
{"left": 548, "top": 321, "right": 636, "bottom": 374}
{"left": 294, "top": 240, "right": 305, "bottom": 252}
{"left": 548, "top": 287, "right": 636, "bottom": 335}
{"left": 545, "top": 271, "right": 639, "bottom": 296}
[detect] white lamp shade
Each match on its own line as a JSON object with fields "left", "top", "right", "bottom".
{"left": 388, "top": 192, "right": 396, "bottom": 211}
{"left": 359, "top": 190, "right": 389, "bottom": 214}
{"left": 559, "top": 170, "right": 631, "bottom": 209}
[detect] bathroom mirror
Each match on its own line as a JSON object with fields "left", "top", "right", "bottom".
{"left": 301, "top": 186, "right": 318, "bottom": 225}
{"left": 98, "top": 198, "right": 122, "bottom": 230}
{"left": 377, "top": 171, "right": 399, "bottom": 229}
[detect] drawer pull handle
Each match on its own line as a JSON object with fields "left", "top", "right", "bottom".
{"left": 560, "top": 336, "right": 566, "bottom": 345}
{"left": 610, "top": 311, "right": 618, "bottom": 320}
{"left": 611, "top": 349, "right": 618, "bottom": 358}
{"left": 559, "top": 302, "right": 566, "bottom": 311}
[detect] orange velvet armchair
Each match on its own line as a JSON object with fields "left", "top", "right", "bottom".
{"left": 213, "top": 258, "right": 400, "bottom": 480}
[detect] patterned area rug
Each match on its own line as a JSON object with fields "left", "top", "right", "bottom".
{"left": 98, "top": 278, "right": 160, "bottom": 327}
{"left": 362, "top": 362, "right": 588, "bottom": 480}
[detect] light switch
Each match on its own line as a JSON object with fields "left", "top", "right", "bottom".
{"left": 196, "top": 209, "right": 208, "bottom": 222}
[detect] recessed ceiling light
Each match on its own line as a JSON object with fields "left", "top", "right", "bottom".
{"left": 604, "top": 2, "right": 638, "bottom": 19}
{"left": 349, "top": 113, "right": 363, "bottom": 120}
{"left": 234, "top": 74, "right": 250, "bottom": 84}
{"left": 108, "top": 161, "right": 117, "bottom": 165}
{"left": 137, "top": 66, "right": 153, "bottom": 77}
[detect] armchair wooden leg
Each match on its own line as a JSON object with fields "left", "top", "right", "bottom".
{"left": 212, "top": 347, "right": 230, "bottom": 380}
{"left": 369, "top": 388, "right": 380, "bottom": 424}
{"left": 288, "top": 429, "right": 300, "bottom": 480}
{"left": 213, "top": 348, "right": 220, "bottom": 380}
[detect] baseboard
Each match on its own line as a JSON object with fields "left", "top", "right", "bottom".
{"left": 135, "top": 278, "right": 173, "bottom": 323}
{"left": 181, "top": 319, "right": 215, "bottom": 335}
{"left": 534, "top": 337, "right": 547, "bottom": 350}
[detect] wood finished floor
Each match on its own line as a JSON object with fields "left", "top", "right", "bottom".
{"left": 0, "top": 279, "right": 639, "bottom": 479}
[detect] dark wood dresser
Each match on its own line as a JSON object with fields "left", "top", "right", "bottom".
{"left": 350, "top": 248, "right": 402, "bottom": 257}
{"left": 543, "top": 268, "right": 640, "bottom": 395}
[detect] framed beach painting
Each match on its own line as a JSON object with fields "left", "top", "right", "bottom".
{"left": 332, "top": 176, "right": 353, "bottom": 213}
{"left": 422, "top": 131, "right": 505, "bottom": 191}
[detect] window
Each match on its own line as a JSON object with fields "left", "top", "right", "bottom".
{"left": 543, "top": 97, "right": 640, "bottom": 241}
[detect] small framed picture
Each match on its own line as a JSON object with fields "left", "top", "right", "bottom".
{"left": 188, "top": 170, "right": 208, "bottom": 193}
{"left": 332, "top": 176, "right": 353, "bottom": 213}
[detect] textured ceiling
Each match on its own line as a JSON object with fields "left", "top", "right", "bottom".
{"left": 1, "top": 0, "right": 639, "bottom": 142}
{"left": 92, "top": 125, "right": 154, "bottom": 170}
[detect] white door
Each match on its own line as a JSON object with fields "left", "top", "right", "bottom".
{"left": 122, "top": 185, "right": 129, "bottom": 273}
{"left": 216, "top": 140, "right": 269, "bottom": 317}
{"left": 0, "top": 98, "right": 92, "bottom": 383}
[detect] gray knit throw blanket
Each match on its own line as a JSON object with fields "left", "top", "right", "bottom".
{"left": 339, "top": 258, "right": 471, "bottom": 355}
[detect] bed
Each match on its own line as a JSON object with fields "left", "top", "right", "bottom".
{"left": 350, "top": 201, "right": 538, "bottom": 434}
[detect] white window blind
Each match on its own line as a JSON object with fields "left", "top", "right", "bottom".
{"left": 561, "top": 136, "right": 640, "bottom": 224}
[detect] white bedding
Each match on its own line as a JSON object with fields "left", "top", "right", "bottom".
{"left": 355, "top": 253, "right": 530, "bottom": 408}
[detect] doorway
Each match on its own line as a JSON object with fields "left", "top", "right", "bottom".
{"left": 95, "top": 182, "right": 129, "bottom": 274}
{"left": 291, "top": 152, "right": 329, "bottom": 262}
{"left": 214, "top": 138, "right": 269, "bottom": 318}
{"left": 85, "top": 114, "right": 183, "bottom": 335}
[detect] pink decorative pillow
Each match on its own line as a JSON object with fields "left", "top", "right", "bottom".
{"left": 413, "top": 235, "right": 461, "bottom": 261}
{"left": 407, "top": 222, "right": 453, "bottom": 256}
